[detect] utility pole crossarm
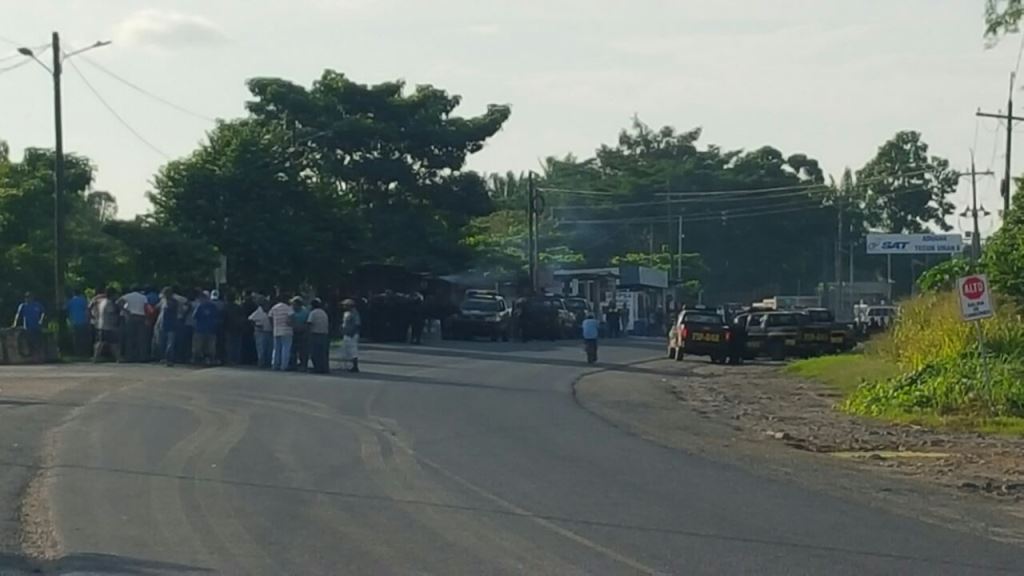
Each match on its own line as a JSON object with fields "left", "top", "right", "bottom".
{"left": 975, "top": 111, "right": 1024, "bottom": 122}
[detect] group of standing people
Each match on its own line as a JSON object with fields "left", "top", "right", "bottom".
{"left": 46, "top": 286, "right": 363, "bottom": 375}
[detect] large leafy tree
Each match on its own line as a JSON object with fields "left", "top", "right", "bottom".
{"left": 243, "top": 71, "right": 509, "bottom": 273}
{"left": 983, "top": 186, "right": 1024, "bottom": 304}
{"left": 856, "top": 131, "right": 958, "bottom": 233}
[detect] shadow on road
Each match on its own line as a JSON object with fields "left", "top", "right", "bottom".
{"left": 0, "top": 551, "right": 211, "bottom": 574}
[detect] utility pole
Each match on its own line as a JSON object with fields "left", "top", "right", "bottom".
{"left": 977, "top": 72, "right": 1024, "bottom": 216}
{"left": 51, "top": 32, "right": 65, "bottom": 333}
{"left": 527, "top": 172, "right": 536, "bottom": 292}
{"left": 834, "top": 191, "right": 843, "bottom": 313}
{"left": 959, "top": 155, "right": 995, "bottom": 262}
{"left": 18, "top": 33, "right": 110, "bottom": 352}
{"left": 676, "top": 215, "right": 683, "bottom": 283}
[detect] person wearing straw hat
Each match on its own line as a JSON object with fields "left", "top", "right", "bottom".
{"left": 341, "top": 298, "right": 361, "bottom": 373}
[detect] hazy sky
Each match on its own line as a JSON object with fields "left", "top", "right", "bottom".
{"left": 1, "top": 0, "right": 1022, "bottom": 235}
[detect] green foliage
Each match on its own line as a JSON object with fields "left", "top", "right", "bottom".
{"left": 985, "top": 0, "right": 1024, "bottom": 37}
{"left": 786, "top": 354, "right": 900, "bottom": 396}
{"left": 844, "top": 292, "right": 1024, "bottom": 418}
{"left": 103, "top": 219, "right": 219, "bottom": 288}
{"left": 982, "top": 191, "right": 1024, "bottom": 306}
{"left": 856, "top": 131, "right": 958, "bottom": 233}
{"left": 916, "top": 257, "right": 979, "bottom": 293}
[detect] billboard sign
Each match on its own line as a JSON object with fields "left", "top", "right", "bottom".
{"left": 866, "top": 233, "right": 963, "bottom": 255}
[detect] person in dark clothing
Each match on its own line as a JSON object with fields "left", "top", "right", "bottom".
{"left": 159, "top": 287, "right": 180, "bottom": 366}
{"left": 728, "top": 315, "right": 748, "bottom": 365}
{"left": 409, "top": 293, "right": 425, "bottom": 344}
{"left": 307, "top": 298, "right": 331, "bottom": 374}
{"left": 222, "top": 290, "right": 245, "bottom": 365}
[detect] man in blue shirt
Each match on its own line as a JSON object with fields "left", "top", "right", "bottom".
{"left": 581, "top": 312, "right": 599, "bottom": 364}
{"left": 66, "top": 289, "right": 91, "bottom": 357}
{"left": 191, "top": 292, "right": 220, "bottom": 365}
{"left": 13, "top": 292, "right": 45, "bottom": 356}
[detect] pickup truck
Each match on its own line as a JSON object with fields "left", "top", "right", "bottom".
{"left": 802, "top": 307, "right": 854, "bottom": 354}
{"left": 668, "top": 308, "right": 735, "bottom": 364}
{"left": 735, "top": 311, "right": 803, "bottom": 361}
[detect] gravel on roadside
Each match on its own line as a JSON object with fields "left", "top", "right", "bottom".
{"left": 575, "top": 358, "right": 1024, "bottom": 545}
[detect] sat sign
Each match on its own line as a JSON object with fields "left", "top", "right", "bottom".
{"left": 958, "top": 274, "right": 994, "bottom": 321}
{"left": 866, "top": 233, "right": 963, "bottom": 255}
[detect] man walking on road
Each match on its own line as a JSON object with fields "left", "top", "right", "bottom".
{"left": 307, "top": 298, "right": 330, "bottom": 374}
{"left": 118, "top": 286, "right": 148, "bottom": 362}
{"left": 269, "top": 295, "right": 295, "bottom": 371}
{"left": 341, "top": 298, "right": 361, "bottom": 373}
{"left": 582, "top": 312, "right": 599, "bottom": 364}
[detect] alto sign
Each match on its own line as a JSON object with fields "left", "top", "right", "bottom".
{"left": 865, "top": 233, "right": 964, "bottom": 255}
{"left": 958, "top": 274, "right": 994, "bottom": 321}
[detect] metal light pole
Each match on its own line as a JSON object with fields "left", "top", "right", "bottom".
{"left": 18, "top": 33, "right": 109, "bottom": 347}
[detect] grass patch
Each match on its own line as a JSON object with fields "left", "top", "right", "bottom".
{"left": 786, "top": 354, "right": 899, "bottom": 396}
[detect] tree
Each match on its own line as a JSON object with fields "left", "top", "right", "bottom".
{"left": 983, "top": 187, "right": 1024, "bottom": 304}
{"left": 103, "top": 219, "right": 219, "bottom": 288}
{"left": 985, "top": 0, "right": 1024, "bottom": 37}
{"left": 243, "top": 71, "right": 510, "bottom": 273}
{"left": 856, "top": 131, "right": 957, "bottom": 233}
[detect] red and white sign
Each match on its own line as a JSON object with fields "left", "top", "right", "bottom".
{"left": 958, "top": 274, "right": 994, "bottom": 321}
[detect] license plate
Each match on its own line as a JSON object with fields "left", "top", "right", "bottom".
{"left": 785, "top": 338, "right": 796, "bottom": 346}
{"left": 830, "top": 336, "right": 844, "bottom": 344}
{"left": 692, "top": 332, "right": 720, "bottom": 342}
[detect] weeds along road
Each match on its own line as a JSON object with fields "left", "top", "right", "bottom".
{"left": 0, "top": 340, "right": 1021, "bottom": 575}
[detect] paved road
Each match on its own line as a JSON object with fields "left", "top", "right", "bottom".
{"left": 2, "top": 340, "right": 1022, "bottom": 574}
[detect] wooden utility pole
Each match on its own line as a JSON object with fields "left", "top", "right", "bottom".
{"left": 977, "top": 72, "right": 1024, "bottom": 216}
{"left": 959, "top": 155, "right": 995, "bottom": 262}
{"left": 527, "top": 173, "right": 536, "bottom": 292}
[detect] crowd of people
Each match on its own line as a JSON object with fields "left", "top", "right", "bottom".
{"left": 13, "top": 287, "right": 363, "bottom": 374}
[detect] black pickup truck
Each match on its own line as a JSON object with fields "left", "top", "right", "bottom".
{"left": 802, "top": 308, "right": 854, "bottom": 354}
{"left": 735, "top": 311, "right": 804, "bottom": 361}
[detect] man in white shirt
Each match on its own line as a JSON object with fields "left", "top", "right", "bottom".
{"left": 118, "top": 287, "right": 149, "bottom": 362}
{"left": 268, "top": 295, "right": 295, "bottom": 371}
{"left": 247, "top": 298, "right": 273, "bottom": 369}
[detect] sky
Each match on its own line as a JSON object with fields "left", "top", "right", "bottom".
{"left": 1, "top": 0, "right": 1022, "bottom": 238}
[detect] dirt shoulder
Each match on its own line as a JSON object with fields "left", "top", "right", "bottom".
{"left": 575, "top": 358, "right": 1024, "bottom": 545}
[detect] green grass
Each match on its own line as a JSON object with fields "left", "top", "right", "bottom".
{"left": 787, "top": 353, "right": 1024, "bottom": 436}
{"left": 785, "top": 354, "right": 900, "bottom": 396}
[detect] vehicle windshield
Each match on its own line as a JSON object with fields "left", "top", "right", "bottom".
{"left": 682, "top": 313, "right": 723, "bottom": 325}
{"left": 805, "top": 310, "right": 832, "bottom": 323}
{"left": 766, "top": 313, "right": 802, "bottom": 326}
{"left": 462, "top": 299, "right": 500, "bottom": 312}
{"left": 565, "top": 299, "right": 589, "bottom": 311}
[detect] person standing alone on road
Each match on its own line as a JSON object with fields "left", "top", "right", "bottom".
{"left": 307, "top": 298, "right": 330, "bottom": 374}
{"left": 341, "top": 299, "right": 361, "bottom": 373}
{"left": 66, "top": 288, "right": 90, "bottom": 357}
{"left": 118, "top": 286, "right": 148, "bottom": 362}
{"left": 582, "top": 312, "right": 599, "bottom": 364}
{"left": 12, "top": 292, "right": 45, "bottom": 356}
{"left": 91, "top": 287, "right": 121, "bottom": 363}
{"left": 269, "top": 295, "right": 295, "bottom": 371}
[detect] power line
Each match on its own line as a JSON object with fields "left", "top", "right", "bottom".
{"left": 0, "top": 58, "right": 31, "bottom": 75}
{"left": 64, "top": 57, "right": 171, "bottom": 159}
{"left": 77, "top": 54, "right": 217, "bottom": 123}
{"left": 549, "top": 186, "right": 831, "bottom": 211}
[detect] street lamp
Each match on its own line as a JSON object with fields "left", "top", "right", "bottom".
{"left": 18, "top": 32, "right": 109, "bottom": 352}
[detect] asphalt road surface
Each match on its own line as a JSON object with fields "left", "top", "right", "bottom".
{"left": 4, "top": 339, "right": 1022, "bottom": 575}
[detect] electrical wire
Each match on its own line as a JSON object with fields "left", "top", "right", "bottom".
{"left": 77, "top": 54, "right": 217, "bottom": 122}
{"left": 65, "top": 57, "right": 172, "bottom": 159}
{"left": 0, "top": 58, "right": 31, "bottom": 75}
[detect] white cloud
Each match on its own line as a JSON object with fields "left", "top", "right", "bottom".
{"left": 115, "top": 10, "right": 228, "bottom": 48}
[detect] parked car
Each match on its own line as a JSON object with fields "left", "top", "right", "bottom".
{"left": 737, "top": 311, "right": 804, "bottom": 360}
{"left": 444, "top": 296, "right": 512, "bottom": 341}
